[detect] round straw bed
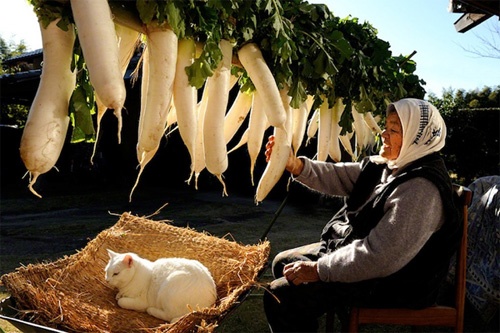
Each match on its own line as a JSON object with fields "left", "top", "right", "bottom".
{"left": 1, "top": 212, "right": 270, "bottom": 333}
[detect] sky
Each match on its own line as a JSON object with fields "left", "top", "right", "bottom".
{"left": 1, "top": 0, "right": 499, "bottom": 97}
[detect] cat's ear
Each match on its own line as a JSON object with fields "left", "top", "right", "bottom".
{"left": 107, "top": 249, "right": 117, "bottom": 259}
{"left": 123, "top": 254, "right": 134, "bottom": 268}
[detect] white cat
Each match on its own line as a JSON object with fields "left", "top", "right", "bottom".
{"left": 104, "top": 249, "right": 217, "bottom": 323}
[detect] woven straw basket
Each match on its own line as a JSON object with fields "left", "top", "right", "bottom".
{"left": 0, "top": 212, "right": 270, "bottom": 333}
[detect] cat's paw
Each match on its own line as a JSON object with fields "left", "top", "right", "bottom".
{"left": 115, "top": 292, "right": 123, "bottom": 300}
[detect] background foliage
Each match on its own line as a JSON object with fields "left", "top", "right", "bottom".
{"left": 0, "top": 37, "right": 29, "bottom": 127}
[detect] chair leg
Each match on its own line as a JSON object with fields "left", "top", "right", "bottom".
{"left": 348, "top": 307, "right": 359, "bottom": 333}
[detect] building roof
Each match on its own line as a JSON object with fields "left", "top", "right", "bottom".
{"left": 450, "top": 0, "right": 500, "bottom": 32}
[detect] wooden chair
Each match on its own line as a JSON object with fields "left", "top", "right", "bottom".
{"left": 345, "top": 185, "right": 473, "bottom": 333}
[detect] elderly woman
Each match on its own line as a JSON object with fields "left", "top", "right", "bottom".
{"left": 263, "top": 98, "right": 460, "bottom": 332}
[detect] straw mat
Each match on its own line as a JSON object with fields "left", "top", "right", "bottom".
{"left": 0, "top": 212, "right": 270, "bottom": 332}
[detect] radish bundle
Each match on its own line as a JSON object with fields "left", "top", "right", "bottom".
{"left": 20, "top": 19, "right": 76, "bottom": 198}
{"left": 23, "top": 0, "right": 427, "bottom": 201}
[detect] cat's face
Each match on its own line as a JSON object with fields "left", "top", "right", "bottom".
{"left": 105, "top": 249, "right": 136, "bottom": 288}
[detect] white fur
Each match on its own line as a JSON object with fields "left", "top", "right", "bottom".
{"left": 104, "top": 249, "right": 217, "bottom": 323}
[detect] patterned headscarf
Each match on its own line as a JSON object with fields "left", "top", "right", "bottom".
{"left": 371, "top": 98, "right": 447, "bottom": 170}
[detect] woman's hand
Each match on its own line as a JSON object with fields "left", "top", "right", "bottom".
{"left": 264, "top": 135, "right": 304, "bottom": 176}
{"left": 283, "top": 261, "right": 320, "bottom": 285}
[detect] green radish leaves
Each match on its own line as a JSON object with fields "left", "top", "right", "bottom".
{"left": 27, "top": 0, "right": 426, "bottom": 147}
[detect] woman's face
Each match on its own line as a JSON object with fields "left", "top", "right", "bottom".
{"left": 380, "top": 111, "right": 403, "bottom": 160}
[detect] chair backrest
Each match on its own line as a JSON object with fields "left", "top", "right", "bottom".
{"left": 452, "top": 184, "right": 472, "bottom": 322}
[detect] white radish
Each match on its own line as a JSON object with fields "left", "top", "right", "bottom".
{"left": 20, "top": 19, "right": 76, "bottom": 198}
{"left": 328, "top": 98, "right": 344, "bottom": 162}
{"left": 70, "top": 0, "right": 125, "bottom": 114}
{"left": 224, "top": 89, "right": 252, "bottom": 144}
{"left": 227, "top": 127, "right": 249, "bottom": 154}
{"left": 306, "top": 108, "right": 319, "bottom": 146}
{"left": 91, "top": 24, "right": 140, "bottom": 163}
{"left": 247, "top": 90, "right": 268, "bottom": 186}
{"left": 291, "top": 95, "right": 313, "bottom": 156}
{"left": 255, "top": 87, "right": 293, "bottom": 204}
{"left": 173, "top": 38, "right": 197, "bottom": 179}
{"left": 136, "top": 45, "right": 150, "bottom": 162}
{"left": 189, "top": 79, "right": 210, "bottom": 188}
{"left": 339, "top": 132, "right": 357, "bottom": 161}
{"left": 317, "top": 97, "right": 332, "bottom": 162}
{"left": 203, "top": 39, "right": 233, "bottom": 196}
{"left": 238, "top": 43, "right": 286, "bottom": 130}
{"left": 130, "top": 27, "right": 178, "bottom": 201}
{"left": 364, "top": 111, "right": 383, "bottom": 134}
{"left": 352, "top": 105, "right": 369, "bottom": 154}
{"left": 166, "top": 101, "right": 177, "bottom": 130}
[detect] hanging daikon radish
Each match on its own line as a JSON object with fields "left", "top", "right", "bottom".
{"left": 229, "top": 72, "right": 239, "bottom": 91}
{"left": 291, "top": 95, "right": 313, "bottom": 156}
{"left": 224, "top": 90, "right": 252, "bottom": 144}
{"left": 306, "top": 108, "right": 319, "bottom": 146}
{"left": 328, "top": 98, "right": 345, "bottom": 162}
{"left": 364, "top": 111, "right": 382, "bottom": 134}
{"left": 247, "top": 90, "right": 268, "bottom": 186}
{"left": 166, "top": 101, "right": 177, "bottom": 129}
{"left": 70, "top": 0, "right": 125, "bottom": 117}
{"left": 227, "top": 127, "right": 249, "bottom": 154}
{"left": 317, "top": 97, "right": 332, "bottom": 162}
{"left": 20, "top": 19, "right": 76, "bottom": 198}
{"left": 91, "top": 24, "right": 140, "bottom": 163}
{"left": 173, "top": 38, "right": 197, "bottom": 179}
{"left": 91, "top": 95, "right": 107, "bottom": 164}
{"left": 351, "top": 105, "right": 368, "bottom": 154}
{"left": 203, "top": 39, "right": 233, "bottom": 196}
{"left": 255, "top": 87, "right": 293, "bottom": 204}
{"left": 130, "top": 27, "right": 178, "bottom": 202}
{"left": 339, "top": 132, "right": 357, "bottom": 161}
{"left": 189, "top": 79, "right": 210, "bottom": 188}
{"left": 238, "top": 43, "right": 286, "bottom": 131}
{"left": 136, "top": 46, "right": 149, "bottom": 162}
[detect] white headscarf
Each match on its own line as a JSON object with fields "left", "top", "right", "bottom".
{"left": 371, "top": 98, "right": 447, "bottom": 170}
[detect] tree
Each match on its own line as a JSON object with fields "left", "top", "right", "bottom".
{"left": 0, "top": 36, "right": 30, "bottom": 126}
{"left": 462, "top": 21, "right": 500, "bottom": 59}
{"left": 0, "top": 36, "right": 28, "bottom": 74}
{"left": 428, "top": 86, "right": 500, "bottom": 185}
